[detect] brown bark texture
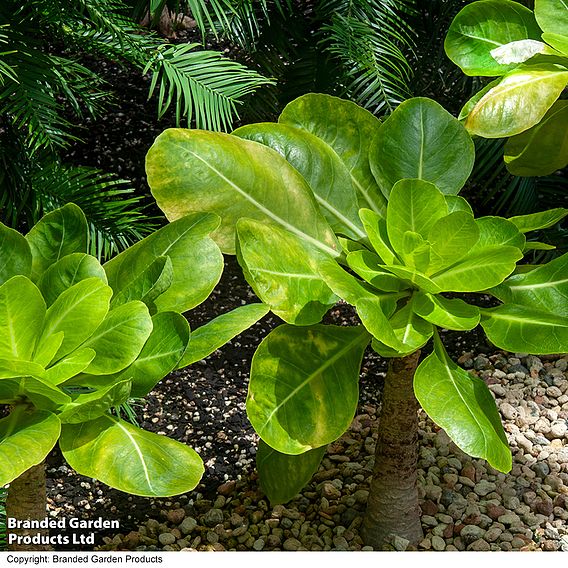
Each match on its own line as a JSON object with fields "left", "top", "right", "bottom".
{"left": 6, "top": 461, "right": 51, "bottom": 551}
{"left": 361, "top": 350, "right": 423, "bottom": 549}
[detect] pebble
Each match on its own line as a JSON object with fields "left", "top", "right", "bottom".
{"left": 431, "top": 535, "right": 445, "bottom": 551}
{"left": 158, "top": 533, "right": 176, "bottom": 546}
{"left": 474, "top": 480, "right": 496, "bottom": 497}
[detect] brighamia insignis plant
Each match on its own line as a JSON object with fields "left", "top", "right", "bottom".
{"left": 445, "top": 0, "right": 568, "bottom": 176}
{"left": 0, "top": 203, "right": 267, "bottom": 549}
{"left": 146, "top": 93, "right": 568, "bottom": 548}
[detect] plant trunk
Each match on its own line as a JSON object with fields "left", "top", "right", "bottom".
{"left": 6, "top": 461, "right": 51, "bottom": 551}
{"left": 361, "top": 351, "right": 423, "bottom": 550}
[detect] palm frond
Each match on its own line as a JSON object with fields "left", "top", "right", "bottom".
{"left": 144, "top": 42, "right": 274, "bottom": 129}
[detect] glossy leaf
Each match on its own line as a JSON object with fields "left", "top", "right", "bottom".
{"left": 0, "top": 223, "right": 32, "bottom": 285}
{"left": 472, "top": 217, "right": 526, "bottom": 251}
{"left": 490, "top": 39, "right": 553, "bottom": 65}
{"left": 0, "top": 376, "right": 70, "bottom": 409}
{"left": 104, "top": 214, "right": 223, "bottom": 314}
{"left": 400, "top": 231, "right": 431, "bottom": 274}
{"left": 279, "top": 93, "right": 386, "bottom": 215}
{"left": 445, "top": 0, "right": 541, "bottom": 76}
{"left": 427, "top": 212, "right": 480, "bottom": 275}
{"left": 236, "top": 219, "right": 338, "bottom": 325}
{"left": 39, "top": 278, "right": 112, "bottom": 360}
{"left": 508, "top": 208, "right": 568, "bottom": 232}
{"left": 524, "top": 242, "right": 556, "bottom": 251}
{"left": 234, "top": 123, "right": 365, "bottom": 240}
{"left": 146, "top": 129, "right": 338, "bottom": 256}
{"left": 413, "top": 293, "right": 480, "bottom": 331}
{"left": 370, "top": 98, "right": 475, "bottom": 196}
{"left": 481, "top": 304, "right": 568, "bottom": 354}
{"left": 490, "top": 252, "right": 568, "bottom": 317}
{"left": 0, "top": 358, "right": 46, "bottom": 379}
{"left": 431, "top": 246, "right": 523, "bottom": 292}
{"left": 464, "top": 63, "right": 568, "bottom": 137}
{"left": 356, "top": 298, "right": 404, "bottom": 350}
{"left": 178, "top": 303, "right": 269, "bottom": 368}
{"left": 0, "top": 408, "right": 61, "bottom": 486}
{"left": 459, "top": 78, "right": 502, "bottom": 121}
{"left": 33, "top": 332, "right": 64, "bottom": 368}
{"left": 386, "top": 179, "right": 448, "bottom": 257}
{"left": 346, "top": 251, "right": 403, "bottom": 292}
{"left": 359, "top": 209, "right": 397, "bottom": 265}
{"left": 504, "top": 100, "right": 568, "bottom": 176}
{"left": 257, "top": 440, "right": 326, "bottom": 505}
{"left": 45, "top": 348, "right": 96, "bottom": 385}
{"left": 385, "top": 299, "right": 433, "bottom": 354}
{"left": 414, "top": 333, "right": 511, "bottom": 472}
{"left": 110, "top": 256, "right": 172, "bottom": 311}
{"left": 37, "top": 253, "right": 107, "bottom": 307}
{"left": 247, "top": 324, "right": 369, "bottom": 455}
{"left": 535, "top": 0, "right": 568, "bottom": 36}
{"left": 82, "top": 301, "right": 153, "bottom": 375}
{"left": 0, "top": 276, "right": 45, "bottom": 360}
{"left": 380, "top": 264, "right": 442, "bottom": 295}
{"left": 445, "top": 196, "right": 474, "bottom": 215}
{"left": 318, "top": 258, "right": 378, "bottom": 305}
{"left": 60, "top": 415, "right": 204, "bottom": 496}
{"left": 58, "top": 380, "right": 132, "bottom": 424}
{"left": 542, "top": 32, "right": 568, "bottom": 55}
{"left": 25, "top": 203, "right": 88, "bottom": 281}
{"left": 114, "top": 311, "right": 190, "bottom": 398}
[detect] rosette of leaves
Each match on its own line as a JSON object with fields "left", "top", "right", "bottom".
{"left": 444, "top": 0, "right": 568, "bottom": 176}
{"left": 0, "top": 203, "right": 268, "bottom": 505}
{"left": 146, "top": 93, "right": 568, "bottom": 547}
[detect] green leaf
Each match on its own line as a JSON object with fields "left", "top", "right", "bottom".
{"left": 45, "top": 349, "right": 96, "bottom": 385}
{"left": 39, "top": 278, "right": 112, "bottom": 360}
{"left": 472, "top": 217, "right": 526, "bottom": 251}
{"left": 524, "top": 241, "right": 556, "bottom": 251}
{"left": 257, "top": 440, "right": 326, "bottom": 505}
{"left": 400, "top": 231, "right": 431, "bottom": 274}
{"left": 247, "top": 324, "right": 369, "bottom": 454}
{"left": 464, "top": 63, "right": 568, "bottom": 137}
{"left": 490, "top": 39, "right": 554, "bottom": 65}
{"left": 535, "top": 0, "right": 568, "bottom": 36}
{"left": 146, "top": 129, "right": 339, "bottom": 257}
{"left": 0, "top": 376, "right": 70, "bottom": 409}
{"left": 427, "top": 212, "right": 480, "bottom": 275}
{"left": 0, "top": 358, "right": 46, "bottom": 379}
{"left": 279, "top": 93, "right": 386, "bottom": 215}
{"left": 380, "top": 265, "right": 442, "bottom": 294}
{"left": 508, "top": 208, "right": 568, "bottom": 233}
{"left": 356, "top": 298, "right": 404, "bottom": 350}
{"left": 104, "top": 213, "right": 224, "bottom": 314}
{"left": 346, "top": 251, "right": 403, "bottom": 292}
{"left": 33, "top": 332, "right": 64, "bottom": 368}
{"left": 504, "top": 100, "right": 568, "bottom": 176}
{"left": 37, "top": 253, "right": 107, "bottom": 307}
{"left": 0, "top": 408, "right": 61, "bottom": 486}
{"left": 386, "top": 179, "right": 448, "bottom": 257}
{"left": 114, "top": 312, "right": 190, "bottom": 398}
{"left": 82, "top": 301, "right": 153, "bottom": 375}
{"left": 178, "top": 303, "right": 269, "bottom": 369}
{"left": 234, "top": 123, "right": 365, "bottom": 240}
{"left": 370, "top": 98, "right": 475, "bottom": 196}
{"left": 489, "top": 252, "right": 568, "bottom": 317}
{"left": 414, "top": 333, "right": 511, "bottom": 472}
{"left": 236, "top": 219, "right": 338, "bottom": 325}
{"left": 385, "top": 299, "right": 433, "bottom": 354}
{"left": 0, "top": 276, "right": 45, "bottom": 360}
{"left": 458, "top": 79, "right": 502, "bottom": 121}
{"left": 25, "top": 203, "right": 88, "bottom": 281}
{"left": 431, "top": 246, "right": 522, "bottom": 292}
{"left": 58, "top": 380, "right": 132, "bottom": 424}
{"left": 542, "top": 32, "right": 568, "bottom": 55}
{"left": 111, "top": 256, "right": 173, "bottom": 312}
{"left": 445, "top": 0, "right": 542, "bottom": 76}
{"left": 359, "top": 209, "right": 397, "bottom": 265}
{"left": 481, "top": 304, "right": 568, "bottom": 354}
{"left": 318, "top": 258, "right": 378, "bottom": 305}
{"left": 60, "top": 415, "right": 204, "bottom": 497}
{"left": 0, "top": 223, "right": 32, "bottom": 286}
{"left": 413, "top": 293, "right": 480, "bottom": 331}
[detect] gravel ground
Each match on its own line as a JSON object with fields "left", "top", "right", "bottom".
{"left": 89, "top": 351, "right": 568, "bottom": 553}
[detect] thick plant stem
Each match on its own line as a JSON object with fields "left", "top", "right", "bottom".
{"left": 361, "top": 351, "right": 423, "bottom": 549}
{"left": 6, "top": 461, "right": 50, "bottom": 551}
